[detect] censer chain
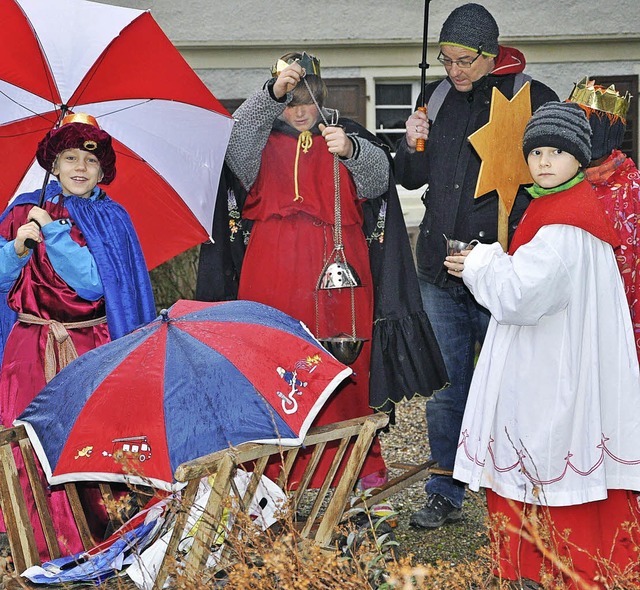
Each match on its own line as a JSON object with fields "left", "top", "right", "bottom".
{"left": 306, "top": 76, "right": 357, "bottom": 340}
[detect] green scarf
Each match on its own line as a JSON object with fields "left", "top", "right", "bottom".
{"left": 526, "top": 172, "right": 584, "bottom": 199}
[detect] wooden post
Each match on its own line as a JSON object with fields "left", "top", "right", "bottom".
{"left": 498, "top": 199, "right": 509, "bottom": 252}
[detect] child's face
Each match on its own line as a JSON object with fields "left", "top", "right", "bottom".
{"left": 282, "top": 102, "right": 320, "bottom": 132}
{"left": 527, "top": 147, "right": 581, "bottom": 189}
{"left": 52, "top": 148, "right": 103, "bottom": 198}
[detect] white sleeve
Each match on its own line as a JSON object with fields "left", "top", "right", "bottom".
{"left": 462, "top": 225, "right": 576, "bottom": 325}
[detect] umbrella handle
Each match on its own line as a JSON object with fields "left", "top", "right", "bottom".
{"left": 24, "top": 159, "right": 53, "bottom": 250}
{"left": 24, "top": 108, "right": 67, "bottom": 250}
{"left": 416, "top": 0, "right": 431, "bottom": 153}
{"left": 23, "top": 219, "right": 42, "bottom": 250}
{"left": 416, "top": 106, "right": 427, "bottom": 152}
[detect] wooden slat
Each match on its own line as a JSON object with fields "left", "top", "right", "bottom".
{"left": 351, "top": 460, "right": 436, "bottom": 509}
{"left": 314, "top": 417, "right": 380, "bottom": 546}
{"left": 64, "top": 484, "right": 96, "bottom": 550}
{"left": 301, "top": 436, "right": 350, "bottom": 538}
{"left": 291, "top": 442, "right": 326, "bottom": 504}
{"left": 98, "top": 483, "right": 119, "bottom": 527}
{"left": 175, "top": 445, "right": 273, "bottom": 482}
{"left": 183, "top": 453, "right": 236, "bottom": 580}
{"left": 153, "top": 478, "right": 200, "bottom": 590}
{"left": 18, "top": 438, "right": 60, "bottom": 560}
{"left": 301, "top": 415, "right": 387, "bottom": 444}
{"left": 239, "top": 455, "right": 270, "bottom": 514}
{"left": 0, "top": 444, "right": 38, "bottom": 572}
{"left": 0, "top": 428, "right": 21, "bottom": 446}
{"left": 276, "top": 447, "right": 300, "bottom": 488}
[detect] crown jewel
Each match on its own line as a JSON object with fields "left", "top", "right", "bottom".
{"left": 568, "top": 77, "right": 631, "bottom": 121}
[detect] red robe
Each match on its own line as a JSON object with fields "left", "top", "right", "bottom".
{"left": 0, "top": 198, "right": 110, "bottom": 559}
{"left": 239, "top": 130, "right": 385, "bottom": 488}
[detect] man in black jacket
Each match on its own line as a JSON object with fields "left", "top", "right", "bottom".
{"left": 394, "top": 2, "right": 558, "bottom": 529}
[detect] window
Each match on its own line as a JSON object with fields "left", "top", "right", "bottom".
{"left": 221, "top": 78, "right": 367, "bottom": 125}
{"left": 375, "top": 81, "right": 421, "bottom": 151}
{"left": 325, "top": 78, "right": 366, "bottom": 125}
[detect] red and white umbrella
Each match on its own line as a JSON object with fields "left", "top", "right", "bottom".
{"left": 0, "top": 0, "right": 234, "bottom": 269}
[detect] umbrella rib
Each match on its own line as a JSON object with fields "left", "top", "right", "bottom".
{"left": 85, "top": 99, "right": 154, "bottom": 121}
{"left": 68, "top": 34, "right": 114, "bottom": 109}
{"left": 0, "top": 88, "right": 56, "bottom": 125}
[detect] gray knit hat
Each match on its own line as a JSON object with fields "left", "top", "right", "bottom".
{"left": 522, "top": 102, "right": 592, "bottom": 168}
{"left": 439, "top": 3, "right": 499, "bottom": 57}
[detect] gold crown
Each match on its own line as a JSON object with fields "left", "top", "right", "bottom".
{"left": 271, "top": 52, "right": 321, "bottom": 78}
{"left": 567, "top": 77, "right": 631, "bottom": 121}
{"left": 60, "top": 112, "right": 100, "bottom": 128}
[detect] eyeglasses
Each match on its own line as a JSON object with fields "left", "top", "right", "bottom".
{"left": 436, "top": 51, "right": 482, "bottom": 69}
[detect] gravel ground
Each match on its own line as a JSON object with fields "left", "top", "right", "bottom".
{"left": 377, "top": 395, "right": 489, "bottom": 566}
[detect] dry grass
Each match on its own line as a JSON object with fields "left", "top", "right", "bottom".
{"left": 3, "top": 398, "right": 640, "bottom": 589}
{"left": 4, "top": 479, "right": 640, "bottom": 590}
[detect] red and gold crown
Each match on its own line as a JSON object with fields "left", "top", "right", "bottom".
{"left": 36, "top": 112, "right": 116, "bottom": 184}
{"left": 567, "top": 77, "right": 631, "bottom": 122}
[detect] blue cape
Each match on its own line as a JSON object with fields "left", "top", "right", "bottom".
{"left": 0, "top": 181, "right": 156, "bottom": 364}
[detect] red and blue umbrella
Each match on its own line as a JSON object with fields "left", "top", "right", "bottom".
{"left": 16, "top": 300, "right": 352, "bottom": 491}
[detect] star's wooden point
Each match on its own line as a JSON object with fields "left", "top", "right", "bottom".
{"left": 468, "top": 83, "right": 533, "bottom": 249}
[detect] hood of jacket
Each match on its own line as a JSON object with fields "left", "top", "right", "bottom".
{"left": 491, "top": 45, "right": 526, "bottom": 76}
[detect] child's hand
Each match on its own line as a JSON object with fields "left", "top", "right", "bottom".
{"left": 319, "top": 124, "right": 353, "bottom": 158}
{"left": 27, "top": 206, "right": 53, "bottom": 228}
{"left": 272, "top": 61, "right": 304, "bottom": 99}
{"left": 444, "top": 250, "right": 471, "bottom": 277}
{"left": 14, "top": 219, "right": 42, "bottom": 255}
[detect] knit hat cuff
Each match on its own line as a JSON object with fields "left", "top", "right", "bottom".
{"left": 439, "top": 41, "right": 498, "bottom": 58}
{"left": 523, "top": 130, "right": 589, "bottom": 168}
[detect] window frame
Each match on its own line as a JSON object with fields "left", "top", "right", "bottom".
{"left": 374, "top": 80, "right": 422, "bottom": 152}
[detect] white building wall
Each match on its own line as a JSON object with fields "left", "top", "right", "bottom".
{"left": 99, "top": 1, "right": 638, "bottom": 41}
{"left": 97, "top": 1, "right": 640, "bottom": 107}
{"left": 96, "top": 0, "right": 640, "bottom": 226}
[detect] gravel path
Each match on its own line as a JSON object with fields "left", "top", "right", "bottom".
{"left": 377, "top": 395, "right": 488, "bottom": 566}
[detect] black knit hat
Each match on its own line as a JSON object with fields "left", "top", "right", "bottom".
{"left": 522, "top": 102, "right": 592, "bottom": 168}
{"left": 439, "top": 3, "right": 499, "bottom": 57}
{"left": 587, "top": 113, "right": 626, "bottom": 160}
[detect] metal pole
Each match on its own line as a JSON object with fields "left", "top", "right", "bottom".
{"left": 416, "top": 0, "right": 431, "bottom": 152}
{"left": 24, "top": 105, "right": 68, "bottom": 249}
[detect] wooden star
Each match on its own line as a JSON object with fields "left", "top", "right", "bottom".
{"left": 468, "top": 82, "right": 533, "bottom": 250}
